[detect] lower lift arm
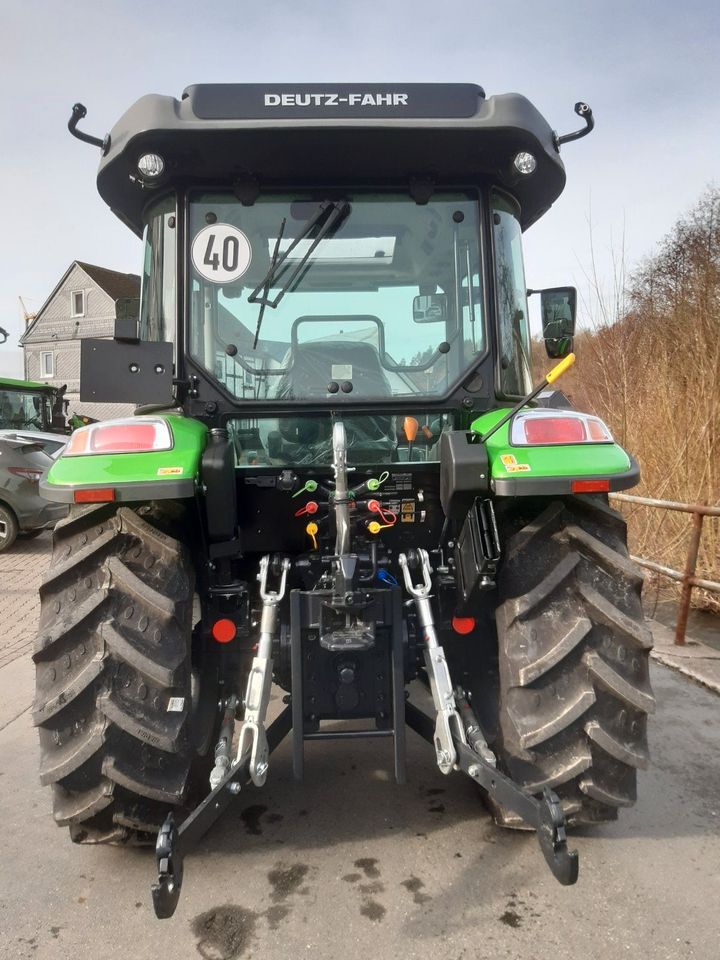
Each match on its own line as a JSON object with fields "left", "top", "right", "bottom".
{"left": 399, "top": 548, "right": 578, "bottom": 886}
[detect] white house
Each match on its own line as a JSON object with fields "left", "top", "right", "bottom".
{"left": 20, "top": 261, "right": 139, "bottom": 421}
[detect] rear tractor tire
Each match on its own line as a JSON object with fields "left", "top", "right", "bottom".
{"left": 492, "top": 495, "right": 655, "bottom": 827}
{"left": 33, "top": 503, "right": 213, "bottom": 844}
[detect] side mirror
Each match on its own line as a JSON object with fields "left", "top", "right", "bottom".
{"left": 535, "top": 287, "right": 576, "bottom": 358}
{"left": 413, "top": 294, "right": 447, "bottom": 324}
{"left": 114, "top": 297, "right": 140, "bottom": 341}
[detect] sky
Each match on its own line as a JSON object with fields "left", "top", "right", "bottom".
{"left": 1, "top": 0, "right": 718, "bottom": 377}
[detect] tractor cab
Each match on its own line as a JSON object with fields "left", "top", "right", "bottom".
{"left": 77, "top": 83, "right": 579, "bottom": 439}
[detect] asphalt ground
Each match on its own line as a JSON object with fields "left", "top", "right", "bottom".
{"left": 0, "top": 533, "right": 718, "bottom": 960}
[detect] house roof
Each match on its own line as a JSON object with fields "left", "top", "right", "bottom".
{"left": 21, "top": 261, "right": 140, "bottom": 344}
{"left": 75, "top": 262, "right": 140, "bottom": 301}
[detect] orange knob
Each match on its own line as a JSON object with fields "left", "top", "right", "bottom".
{"left": 403, "top": 416, "right": 419, "bottom": 442}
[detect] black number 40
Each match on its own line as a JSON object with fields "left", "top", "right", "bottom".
{"left": 203, "top": 233, "right": 240, "bottom": 272}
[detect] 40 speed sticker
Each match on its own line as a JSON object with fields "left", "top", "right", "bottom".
{"left": 192, "top": 223, "right": 252, "bottom": 283}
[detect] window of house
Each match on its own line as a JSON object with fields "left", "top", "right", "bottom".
{"left": 40, "top": 351, "right": 55, "bottom": 378}
{"left": 71, "top": 290, "right": 85, "bottom": 318}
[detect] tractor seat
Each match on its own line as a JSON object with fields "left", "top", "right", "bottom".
{"left": 271, "top": 341, "right": 395, "bottom": 463}
{"left": 274, "top": 340, "right": 392, "bottom": 400}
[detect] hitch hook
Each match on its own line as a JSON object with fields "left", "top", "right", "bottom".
{"left": 537, "top": 787, "right": 579, "bottom": 885}
{"left": 151, "top": 814, "right": 183, "bottom": 919}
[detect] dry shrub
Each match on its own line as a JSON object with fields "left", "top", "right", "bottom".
{"left": 537, "top": 187, "right": 720, "bottom": 610}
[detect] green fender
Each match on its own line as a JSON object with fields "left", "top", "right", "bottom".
{"left": 470, "top": 408, "right": 640, "bottom": 496}
{"left": 41, "top": 415, "right": 208, "bottom": 504}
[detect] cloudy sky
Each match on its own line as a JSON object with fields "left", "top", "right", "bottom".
{"left": 1, "top": 0, "right": 718, "bottom": 376}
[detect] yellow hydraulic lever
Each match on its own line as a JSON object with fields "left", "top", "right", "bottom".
{"left": 479, "top": 353, "right": 576, "bottom": 444}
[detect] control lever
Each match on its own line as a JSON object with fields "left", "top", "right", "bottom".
{"left": 403, "top": 416, "right": 419, "bottom": 462}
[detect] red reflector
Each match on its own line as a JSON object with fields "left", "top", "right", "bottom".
{"left": 91, "top": 423, "right": 159, "bottom": 452}
{"left": 452, "top": 616, "right": 476, "bottom": 635}
{"left": 571, "top": 479, "right": 611, "bottom": 493}
{"left": 211, "top": 618, "right": 236, "bottom": 643}
{"left": 524, "top": 417, "right": 586, "bottom": 444}
{"left": 73, "top": 488, "right": 116, "bottom": 503}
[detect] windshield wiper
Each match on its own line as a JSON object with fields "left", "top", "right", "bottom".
{"left": 252, "top": 217, "right": 286, "bottom": 350}
{"left": 248, "top": 199, "right": 350, "bottom": 314}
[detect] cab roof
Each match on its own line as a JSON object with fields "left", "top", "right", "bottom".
{"left": 95, "top": 83, "right": 566, "bottom": 235}
{"left": 0, "top": 376, "right": 56, "bottom": 393}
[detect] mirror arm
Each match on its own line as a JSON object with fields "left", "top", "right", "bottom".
{"left": 68, "top": 103, "right": 110, "bottom": 153}
{"left": 555, "top": 102, "right": 594, "bottom": 147}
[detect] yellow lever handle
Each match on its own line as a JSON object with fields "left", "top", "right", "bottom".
{"left": 306, "top": 522, "right": 318, "bottom": 550}
{"left": 545, "top": 352, "right": 576, "bottom": 385}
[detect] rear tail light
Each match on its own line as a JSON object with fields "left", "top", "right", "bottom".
{"left": 511, "top": 411, "right": 613, "bottom": 446}
{"left": 65, "top": 418, "right": 173, "bottom": 456}
{"left": 524, "top": 416, "right": 585, "bottom": 444}
{"left": 8, "top": 467, "right": 43, "bottom": 482}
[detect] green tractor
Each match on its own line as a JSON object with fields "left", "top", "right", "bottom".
{"left": 34, "top": 85, "right": 654, "bottom": 917}
{"left": 0, "top": 375, "right": 69, "bottom": 434}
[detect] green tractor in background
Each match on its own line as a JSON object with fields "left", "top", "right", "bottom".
{"left": 34, "top": 85, "right": 654, "bottom": 917}
{"left": 0, "top": 375, "right": 69, "bottom": 434}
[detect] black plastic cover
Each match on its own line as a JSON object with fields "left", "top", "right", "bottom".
{"left": 80, "top": 339, "right": 173, "bottom": 404}
{"left": 439, "top": 430, "right": 489, "bottom": 520}
{"left": 95, "top": 86, "right": 566, "bottom": 236}
{"left": 202, "top": 429, "right": 238, "bottom": 542}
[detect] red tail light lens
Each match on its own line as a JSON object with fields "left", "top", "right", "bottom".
{"left": 524, "top": 417, "right": 586, "bottom": 444}
{"left": 91, "top": 423, "right": 160, "bottom": 452}
{"left": 66, "top": 418, "right": 173, "bottom": 456}
{"left": 511, "top": 411, "right": 613, "bottom": 446}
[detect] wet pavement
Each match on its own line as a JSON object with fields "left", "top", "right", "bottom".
{"left": 1, "top": 532, "right": 719, "bottom": 960}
